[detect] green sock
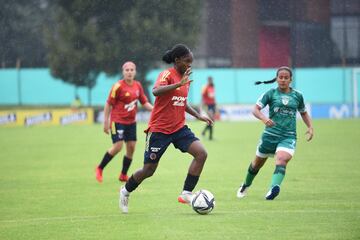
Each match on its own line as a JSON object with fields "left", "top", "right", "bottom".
{"left": 244, "top": 164, "right": 259, "bottom": 186}
{"left": 270, "top": 165, "right": 286, "bottom": 187}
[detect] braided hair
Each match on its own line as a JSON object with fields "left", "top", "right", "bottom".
{"left": 255, "top": 66, "right": 292, "bottom": 85}
{"left": 162, "top": 44, "right": 192, "bottom": 64}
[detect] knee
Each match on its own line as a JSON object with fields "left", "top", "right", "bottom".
{"left": 127, "top": 144, "right": 136, "bottom": 153}
{"left": 109, "top": 145, "right": 121, "bottom": 155}
{"left": 196, "top": 149, "right": 208, "bottom": 162}
{"left": 109, "top": 142, "right": 122, "bottom": 155}
{"left": 276, "top": 156, "right": 291, "bottom": 166}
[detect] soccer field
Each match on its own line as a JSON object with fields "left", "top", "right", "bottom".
{"left": 0, "top": 120, "right": 359, "bottom": 240}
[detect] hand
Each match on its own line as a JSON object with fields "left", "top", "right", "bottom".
{"left": 197, "top": 114, "right": 214, "bottom": 126}
{"left": 180, "top": 67, "right": 193, "bottom": 86}
{"left": 103, "top": 121, "right": 110, "bottom": 134}
{"left": 305, "top": 127, "right": 314, "bottom": 141}
{"left": 263, "top": 118, "right": 275, "bottom": 127}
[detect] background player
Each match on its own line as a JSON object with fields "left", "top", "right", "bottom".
{"left": 95, "top": 61, "right": 153, "bottom": 183}
{"left": 201, "top": 76, "right": 216, "bottom": 140}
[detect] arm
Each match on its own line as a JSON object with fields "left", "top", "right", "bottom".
{"left": 252, "top": 104, "right": 275, "bottom": 127}
{"left": 103, "top": 102, "right": 112, "bottom": 134}
{"left": 153, "top": 82, "right": 183, "bottom": 96}
{"left": 300, "top": 111, "right": 314, "bottom": 141}
{"left": 153, "top": 68, "right": 193, "bottom": 96}
{"left": 186, "top": 103, "right": 213, "bottom": 125}
{"left": 142, "top": 102, "right": 153, "bottom": 111}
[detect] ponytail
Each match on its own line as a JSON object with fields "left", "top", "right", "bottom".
{"left": 254, "top": 78, "right": 276, "bottom": 85}
{"left": 255, "top": 66, "right": 292, "bottom": 85}
{"left": 162, "top": 50, "right": 173, "bottom": 64}
{"left": 161, "top": 44, "right": 191, "bottom": 64}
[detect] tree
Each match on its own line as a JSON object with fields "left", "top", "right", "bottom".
{"left": 0, "top": 0, "right": 50, "bottom": 68}
{"left": 45, "top": 0, "right": 203, "bottom": 105}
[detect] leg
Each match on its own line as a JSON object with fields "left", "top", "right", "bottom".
{"left": 124, "top": 163, "right": 159, "bottom": 194}
{"left": 208, "top": 125, "right": 213, "bottom": 140}
{"left": 96, "top": 141, "right": 123, "bottom": 182}
{"left": 207, "top": 107, "right": 215, "bottom": 140}
{"left": 202, "top": 125, "right": 209, "bottom": 136}
{"left": 245, "top": 155, "right": 267, "bottom": 185}
{"left": 119, "top": 162, "right": 159, "bottom": 213}
{"left": 119, "top": 141, "right": 136, "bottom": 181}
{"left": 270, "top": 151, "right": 292, "bottom": 187}
{"left": 125, "top": 140, "right": 136, "bottom": 159}
{"left": 108, "top": 141, "right": 123, "bottom": 155}
{"left": 99, "top": 141, "right": 123, "bottom": 169}
{"left": 237, "top": 155, "right": 267, "bottom": 198}
{"left": 187, "top": 140, "right": 207, "bottom": 177}
{"left": 100, "top": 141, "right": 123, "bottom": 168}
{"left": 178, "top": 140, "right": 207, "bottom": 204}
{"left": 265, "top": 151, "right": 292, "bottom": 200}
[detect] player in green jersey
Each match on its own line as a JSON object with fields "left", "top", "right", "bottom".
{"left": 237, "top": 66, "right": 314, "bottom": 200}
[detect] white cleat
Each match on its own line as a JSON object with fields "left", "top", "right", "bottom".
{"left": 237, "top": 184, "right": 249, "bottom": 199}
{"left": 177, "top": 191, "right": 194, "bottom": 205}
{"left": 119, "top": 187, "right": 129, "bottom": 213}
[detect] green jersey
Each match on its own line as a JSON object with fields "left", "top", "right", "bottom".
{"left": 256, "top": 87, "right": 306, "bottom": 138}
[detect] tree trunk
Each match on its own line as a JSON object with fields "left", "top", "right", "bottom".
{"left": 88, "top": 87, "right": 92, "bottom": 106}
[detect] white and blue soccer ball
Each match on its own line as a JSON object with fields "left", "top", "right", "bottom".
{"left": 191, "top": 189, "right": 215, "bottom": 215}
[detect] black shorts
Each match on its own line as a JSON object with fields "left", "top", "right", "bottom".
{"left": 144, "top": 125, "right": 199, "bottom": 164}
{"left": 111, "top": 122, "right": 137, "bottom": 143}
{"left": 207, "top": 104, "right": 216, "bottom": 115}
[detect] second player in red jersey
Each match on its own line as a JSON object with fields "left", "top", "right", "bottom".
{"left": 96, "top": 61, "right": 153, "bottom": 183}
{"left": 107, "top": 78, "right": 148, "bottom": 124}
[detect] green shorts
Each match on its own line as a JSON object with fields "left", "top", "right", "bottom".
{"left": 256, "top": 132, "right": 296, "bottom": 158}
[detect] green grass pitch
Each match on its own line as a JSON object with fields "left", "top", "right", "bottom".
{"left": 0, "top": 119, "right": 359, "bottom": 239}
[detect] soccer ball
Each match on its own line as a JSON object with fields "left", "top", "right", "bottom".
{"left": 191, "top": 189, "right": 215, "bottom": 215}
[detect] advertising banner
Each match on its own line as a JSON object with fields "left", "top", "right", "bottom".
{"left": 0, "top": 108, "right": 94, "bottom": 127}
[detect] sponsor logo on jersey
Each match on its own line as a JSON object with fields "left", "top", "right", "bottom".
{"left": 172, "top": 96, "right": 187, "bottom": 107}
{"left": 275, "top": 107, "right": 295, "bottom": 116}
{"left": 124, "top": 99, "right": 137, "bottom": 111}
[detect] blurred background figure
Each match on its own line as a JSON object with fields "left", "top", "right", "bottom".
{"left": 71, "top": 95, "right": 82, "bottom": 110}
{"left": 201, "top": 76, "right": 216, "bottom": 140}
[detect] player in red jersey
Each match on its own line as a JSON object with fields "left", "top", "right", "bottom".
{"left": 119, "top": 44, "right": 213, "bottom": 213}
{"left": 201, "top": 76, "right": 216, "bottom": 140}
{"left": 95, "top": 61, "right": 153, "bottom": 183}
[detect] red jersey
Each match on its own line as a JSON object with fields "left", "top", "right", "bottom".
{"left": 202, "top": 84, "right": 216, "bottom": 105}
{"left": 107, "top": 79, "right": 148, "bottom": 124}
{"left": 147, "top": 68, "right": 190, "bottom": 134}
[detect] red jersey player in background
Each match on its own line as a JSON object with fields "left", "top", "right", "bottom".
{"left": 95, "top": 61, "right": 153, "bottom": 183}
{"left": 119, "top": 44, "right": 213, "bottom": 213}
{"left": 201, "top": 76, "right": 216, "bottom": 140}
